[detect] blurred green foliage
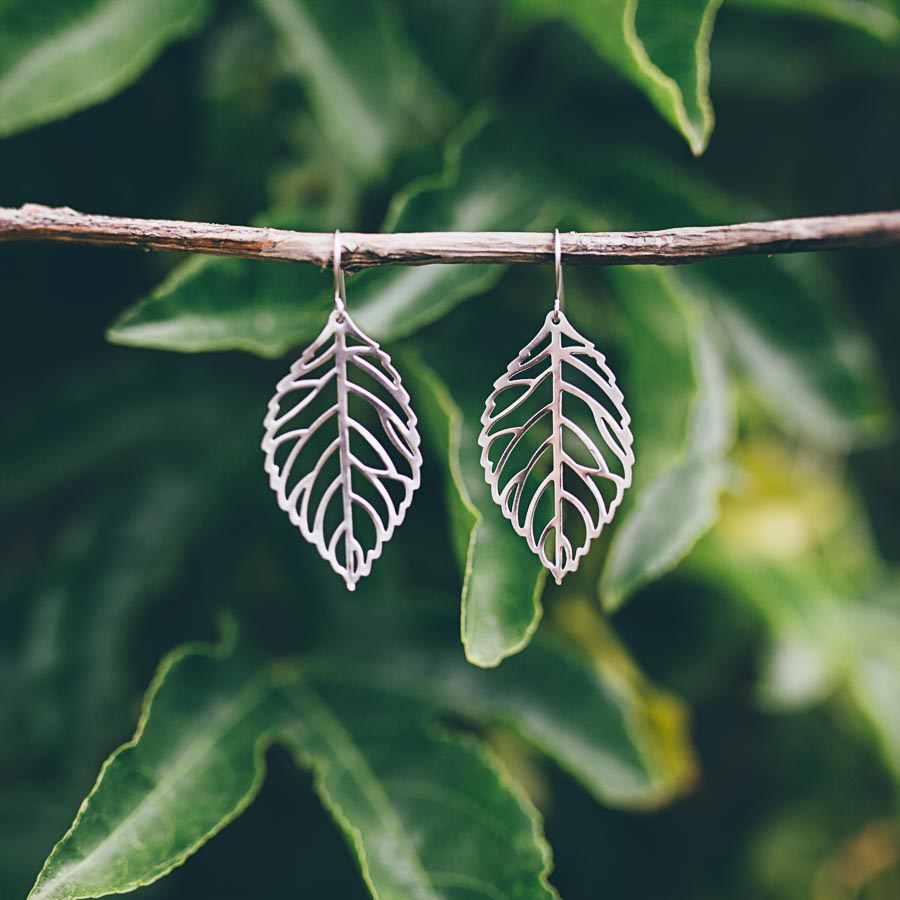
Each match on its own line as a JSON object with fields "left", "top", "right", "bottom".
{"left": 1, "top": 0, "right": 899, "bottom": 898}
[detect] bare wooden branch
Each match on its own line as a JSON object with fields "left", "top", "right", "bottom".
{"left": 1, "top": 203, "right": 899, "bottom": 270}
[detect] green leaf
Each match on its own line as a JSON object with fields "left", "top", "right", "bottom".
{"left": 707, "top": 255, "right": 891, "bottom": 451}
{"left": 695, "top": 545, "right": 900, "bottom": 781}
{"left": 17, "top": 466, "right": 238, "bottom": 770}
{"left": 333, "top": 115, "right": 556, "bottom": 342}
{"left": 1, "top": 359, "right": 259, "bottom": 770}
{"left": 32, "top": 593, "right": 695, "bottom": 898}
{"left": 687, "top": 444, "right": 900, "bottom": 782}
{"left": 732, "top": 0, "right": 900, "bottom": 41}
{"left": 509, "top": 0, "right": 723, "bottom": 154}
{"left": 27, "top": 629, "right": 289, "bottom": 900}
{"left": 402, "top": 349, "right": 546, "bottom": 668}
{"left": 280, "top": 674, "right": 557, "bottom": 900}
{"left": 108, "top": 115, "right": 555, "bottom": 356}
{"left": 0, "top": 357, "right": 255, "bottom": 505}
{"left": 0, "top": 0, "right": 211, "bottom": 138}
{"left": 253, "top": 0, "right": 453, "bottom": 178}
{"left": 843, "top": 596, "right": 900, "bottom": 781}
{"left": 108, "top": 252, "right": 332, "bottom": 357}
{"left": 568, "top": 152, "right": 892, "bottom": 450}
{"left": 601, "top": 273, "right": 735, "bottom": 611}
{"left": 317, "top": 608, "right": 696, "bottom": 808}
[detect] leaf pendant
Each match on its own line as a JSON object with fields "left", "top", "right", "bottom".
{"left": 262, "top": 309, "right": 422, "bottom": 590}
{"left": 479, "top": 310, "right": 634, "bottom": 584}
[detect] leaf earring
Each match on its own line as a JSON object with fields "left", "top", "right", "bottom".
{"left": 262, "top": 231, "right": 423, "bottom": 590}
{"left": 478, "top": 229, "right": 634, "bottom": 584}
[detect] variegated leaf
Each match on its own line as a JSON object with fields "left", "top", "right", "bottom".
{"left": 262, "top": 310, "right": 422, "bottom": 589}
{"left": 479, "top": 310, "right": 634, "bottom": 583}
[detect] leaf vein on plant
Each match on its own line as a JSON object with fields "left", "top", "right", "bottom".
{"left": 383, "top": 780, "right": 522, "bottom": 851}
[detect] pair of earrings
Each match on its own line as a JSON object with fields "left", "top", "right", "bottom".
{"left": 262, "top": 230, "right": 634, "bottom": 590}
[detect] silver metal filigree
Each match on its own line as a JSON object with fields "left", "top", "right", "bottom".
{"left": 262, "top": 232, "right": 422, "bottom": 590}
{"left": 478, "top": 231, "right": 634, "bottom": 583}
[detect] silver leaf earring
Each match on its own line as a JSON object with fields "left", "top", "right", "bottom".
{"left": 262, "top": 231, "right": 423, "bottom": 590}
{"left": 478, "top": 228, "right": 634, "bottom": 584}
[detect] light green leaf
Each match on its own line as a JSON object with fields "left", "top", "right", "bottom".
{"left": 845, "top": 596, "right": 900, "bottom": 781}
{"left": 600, "top": 269, "right": 735, "bottom": 611}
{"left": 28, "top": 630, "right": 289, "bottom": 900}
{"left": 253, "top": 0, "right": 453, "bottom": 178}
{"left": 403, "top": 350, "right": 546, "bottom": 668}
{"left": 695, "top": 543, "right": 900, "bottom": 781}
{"left": 696, "top": 551, "right": 849, "bottom": 710}
{"left": 280, "top": 674, "right": 557, "bottom": 900}
{"left": 732, "top": 0, "right": 899, "bottom": 41}
{"left": 0, "top": 0, "right": 211, "bottom": 138}
{"left": 108, "top": 116, "right": 555, "bottom": 356}
{"left": 509, "top": 0, "right": 722, "bottom": 153}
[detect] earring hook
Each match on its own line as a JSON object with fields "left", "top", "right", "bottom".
{"left": 333, "top": 229, "right": 346, "bottom": 320}
{"left": 553, "top": 228, "right": 564, "bottom": 321}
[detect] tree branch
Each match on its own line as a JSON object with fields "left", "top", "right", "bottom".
{"left": 1, "top": 203, "right": 899, "bottom": 271}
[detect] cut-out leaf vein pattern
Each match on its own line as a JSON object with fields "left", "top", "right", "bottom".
{"left": 480, "top": 310, "right": 634, "bottom": 583}
{"left": 262, "top": 310, "right": 422, "bottom": 589}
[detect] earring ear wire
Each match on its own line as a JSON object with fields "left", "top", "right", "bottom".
{"left": 261, "top": 229, "right": 422, "bottom": 591}
{"left": 477, "top": 227, "right": 634, "bottom": 584}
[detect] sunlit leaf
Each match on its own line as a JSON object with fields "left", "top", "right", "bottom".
{"left": 690, "top": 443, "right": 900, "bottom": 782}
{"left": 0, "top": 0, "right": 211, "bottom": 138}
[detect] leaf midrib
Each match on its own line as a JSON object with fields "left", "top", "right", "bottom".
{"left": 285, "top": 678, "right": 440, "bottom": 900}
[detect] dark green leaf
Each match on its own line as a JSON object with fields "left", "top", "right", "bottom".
{"left": 108, "top": 253, "right": 332, "bottom": 357}
{"left": 0, "top": 0, "right": 211, "bottom": 138}
{"left": 601, "top": 273, "right": 735, "bottom": 611}
{"left": 253, "top": 0, "right": 454, "bottom": 178}
{"left": 707, "top": 255, "right": 891, "bottom": 450}
{"left": 0, "top": 357, "right": 253, "bottom": 505}
{"left": 280, "top": 674, "right": 557, "bottom": 899}
{"left": 732, "top": 0, "right": 900, "bottom": 41}
{"left": 569, "top": 153, "right": 893, "bottom": 450}
{"left": 508, "top": 0, "right": 723, "bottom": 153}
{"left": 403, "top": 350, "right": 546, "bottom": 668}
{"left": 108, "top": 116, "right": 555, "bottom": 356}
{"left": 13, "top": 463, "right": 243, "bottom": 771}
{"left": 315, "top": 609, "right": 697, "bottom": 809}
